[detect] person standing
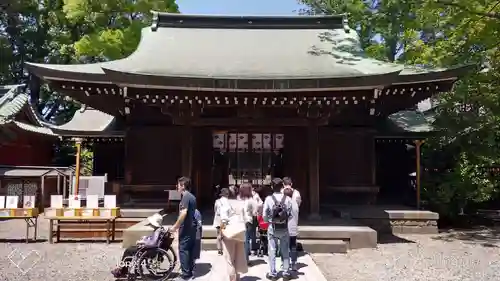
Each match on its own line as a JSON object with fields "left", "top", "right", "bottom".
{"left": 282, "top": 177, "right": 301, "bottom": 207}
{"left": 213, "top": 188, "right": 230, "bottom": 255}
{"left": 170, "top": 177, "right": 197, "bottom": 281}
{"left": 221, "top": 186, "right": 248, "bottom": 281}
{"left": 282, "top": 187, "right": 299, "bottom": 271}
{"left": 238, "top": 182, "right": 258, "bottom": 263}
{"left": 263, "top": 178, "right": 292, "bottom": 280}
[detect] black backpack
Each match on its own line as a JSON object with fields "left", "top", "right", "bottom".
{"left": 271, "top": 195, "right": 289, "bottom": 229}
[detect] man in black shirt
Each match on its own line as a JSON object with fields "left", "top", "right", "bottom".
{"left": 171, "top": 176, "right": 197, "bottom": 281}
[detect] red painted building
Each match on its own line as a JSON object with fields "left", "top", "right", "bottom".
{"left": 0, "top": 85, "right": 54, "bottom": 166}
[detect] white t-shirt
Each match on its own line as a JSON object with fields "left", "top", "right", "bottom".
{"left": 213, "top": 197, "right": 231, "bottom": 227}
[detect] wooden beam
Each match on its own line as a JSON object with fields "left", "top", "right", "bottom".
{"left": 308, "top": 122, "right": 321, "bottom": 220}
{"left": 73, "top": 138, "right": 82, "bottom": 199}
{"left": 181, "top": 125, "right": 193, "bottom": 178}
{"left": 176, "top": 117, "right": 330, "bottom": 127}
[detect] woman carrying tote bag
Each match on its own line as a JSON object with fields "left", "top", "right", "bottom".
{"left": 220, "top": 187, "right": 248, "bottom": 281}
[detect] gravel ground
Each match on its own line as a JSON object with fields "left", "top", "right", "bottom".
{"left": 313, "top": 230, "right": 500, "bottom": 281}
{"left": 0, "top": 217, "right": 126, "bottom": 281}
{"left": 2, "top": 217, "right": 499, "bottom": 281}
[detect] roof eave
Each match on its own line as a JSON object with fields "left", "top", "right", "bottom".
{"left": 101, "top": 67, "right": 403, "bottom": 92}
{"left": 25, "top": 62, "right": 110, "bottom": 84}
{"left": 394, "top": 64, "right": 475, "bottom": 85}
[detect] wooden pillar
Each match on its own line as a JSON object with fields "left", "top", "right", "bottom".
{"left": 372, "top": 138, "right": 377, "bottom": 185}
{"left": 124, "top": 129, "right": 132, "bottom": 185}
{"left": 182, "top": 125, "right": 193, "bottom": 178}
{"left": 414, "top": 139, "right": 425, "bottom": 210}
{"left": 308, "top": 123, "right": 321, "bottom": 219}
{"left": 73, "top": 138, "right": 83, "bottom": 198}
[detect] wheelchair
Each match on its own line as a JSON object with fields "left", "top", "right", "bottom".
{"left": 126, "top": 227, "right": 177, "bottom": 281}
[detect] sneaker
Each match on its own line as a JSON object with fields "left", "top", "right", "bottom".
{"left": 266, "top": 273, "right": 278, "bottom": 280}
{"left": 291, "top": 263, "right": 298, "bottom": 271}
{"left": 282, "top": 272, "right": 291, "bottom": 281}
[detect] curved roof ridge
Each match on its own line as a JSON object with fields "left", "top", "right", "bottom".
{"left": 151, "top": 11, "right": 348, "bottom": 30}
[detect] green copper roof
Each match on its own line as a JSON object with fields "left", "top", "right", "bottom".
{"left": 0, "top": 85, "right": 28, "bottom": 124}
{"left": 387, "top": 110, "right": 436, "bottom": 133}
{"left": 25, "top": 12, "right": 472, "bottom": 91}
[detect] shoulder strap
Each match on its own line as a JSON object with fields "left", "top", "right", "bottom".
{"left": 280, "top": 195, "right": 287, "bottom": 204}
{"left": 271, "top": 195, "right": 278, "bottom": 204}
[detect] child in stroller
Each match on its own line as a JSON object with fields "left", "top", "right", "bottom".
{"left": 256, "top": 215, "right": 269, "bottom": 257}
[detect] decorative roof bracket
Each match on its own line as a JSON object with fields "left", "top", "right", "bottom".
{"left": 151, "top": 11, "right": 159, "bottom": 31}
{"left": 343, "top": 13, "right": 350, "bottom": 33}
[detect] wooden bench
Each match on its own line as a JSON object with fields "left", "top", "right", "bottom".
{"left": 45, "top": 216, "right": 117, "bottom": 244}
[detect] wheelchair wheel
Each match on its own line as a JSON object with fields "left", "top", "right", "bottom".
{"left": 165, "top": 246, "right": 177, "bottom": 268}
{"left": 137, "top": 248, "right": 175, "bottom": 281}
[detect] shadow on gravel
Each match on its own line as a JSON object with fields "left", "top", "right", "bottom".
{"left": 377, "top": 234, "right": 416, "bottom": 244}
{"left": 0, "top": 238, "right": 48, "bottom": 243}
{"left": 432, "top": 228, "right": 500, "bottom": 247}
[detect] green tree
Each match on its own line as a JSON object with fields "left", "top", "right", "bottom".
{"left": 300, "top": 0, "right": 500, "bottom": 218}
{"left": 1, "top": 0, "right": 179, "bottom": 122}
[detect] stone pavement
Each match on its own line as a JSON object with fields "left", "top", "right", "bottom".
{"left": 191, "top": 251, "right": 327, "bottom": 281}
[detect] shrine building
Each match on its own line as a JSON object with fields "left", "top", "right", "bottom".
{"left": 20, "top": 12, "right": 471, "bottom": 215}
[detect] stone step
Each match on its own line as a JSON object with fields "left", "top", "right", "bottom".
{"left": 122, "top": 219, "right": 377, "bottom": 250}
{"left": 56, "top": 229, "right": 124, "bottom": 239}
{"left": 198, "top": 239, "right": 347, "bottom": 253}
{"left": 120, "top": 209, "right": 163, "bottom": 218}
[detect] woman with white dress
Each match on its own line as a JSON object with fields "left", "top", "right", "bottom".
{"left": 220, "top": 187, "right": 248, "bottom": 281}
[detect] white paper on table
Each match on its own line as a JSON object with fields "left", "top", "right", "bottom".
{"left": 81, "top": 209, "right": 93, "bottom": 216}
{"left": 50, "top": 195, "right": 63, "bottom": 208}
{"left": 23, "top": 196, "right": 35, "bottom": 208}
{"left": 0, "top": 196, "right": 5, "bottom": 208}
{"left": 104, "top": 195, "right": 116, "bottom": 208}
{"left": 0, "top": 210, "right": 10, "bottom": 217}
{"left": 6, "top": 196, "right": 18, "bottom": 208}
{"left": 44, "top": 209, "right": 56, "bottom": 217}
{"left": 64, "top": 209, "right": 75, "bottom": 217}
{"left": 68, "top": 197, "right": 81, "bottom": 208}
{"left": 100, "top": 209, "right": 111, "bottom": 217}
{"left": 86, "top": 195, "right": 99, "bottom": 208}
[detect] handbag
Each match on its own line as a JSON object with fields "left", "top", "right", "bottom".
{"left": 222, "top": 217, "right": 246, "bottom": 242}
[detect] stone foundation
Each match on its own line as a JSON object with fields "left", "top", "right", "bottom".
{"left": 332, "top": 206, "right": 440, "bottom": 235}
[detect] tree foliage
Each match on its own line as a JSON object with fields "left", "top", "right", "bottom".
{"left": 1, "top": 0, "right": 178, "bottom": 167}
{"left": 300, "top": 0, "right": 500, "bottom": 217}
{"left": 0, "top": 0, "right": 179, "bottom": 121}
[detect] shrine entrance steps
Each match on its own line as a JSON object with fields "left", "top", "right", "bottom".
{"left": 122, "top": 216, "right": 377, "bottom": 254}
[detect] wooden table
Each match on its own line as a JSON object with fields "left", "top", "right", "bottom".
{"left": 0, "top": 208, "right": 39, "bottom": 243}
{"left": 45, "top": 216, "right": 117, "bottom": 244}
{"left": 0, "top": 216, "right": 38, "bottom": 243}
